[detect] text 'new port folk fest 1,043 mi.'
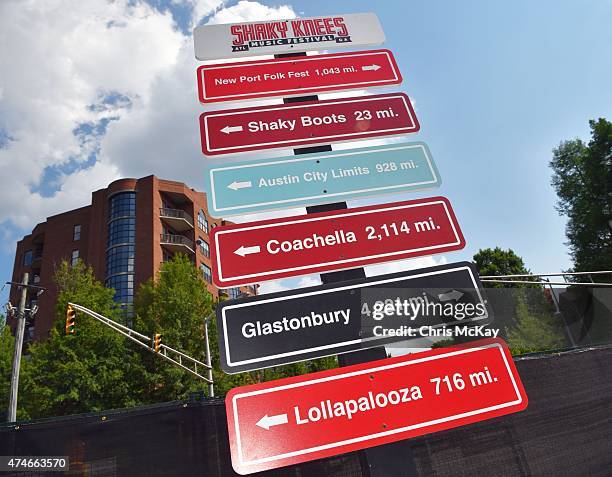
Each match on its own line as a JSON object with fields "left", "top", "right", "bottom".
{"left": 193, "top": 12, "right": 528, "bottom": 475}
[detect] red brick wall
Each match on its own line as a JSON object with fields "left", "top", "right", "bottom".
{"left": 10, "top": 206, "right": 92, "bottom": 340}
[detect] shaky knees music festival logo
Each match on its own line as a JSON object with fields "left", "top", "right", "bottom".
{"left": 231, "top": 17, "right": 351, "bottom": 52}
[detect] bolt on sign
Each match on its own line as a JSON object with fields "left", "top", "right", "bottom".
{"left": 199, "top": 93, "right": 419, "bottom": 156}
{"left": 226, "top": 338, "right": 528, "bottom": 474}
{"left": 204, "top": 142, "right": 441, "bottom": 218}
{"left": 197, "top": 49, "right": 402, "bottom": 103}
{"left": 193, "top": 13, "right": 385, "bottom": 61}
{"left": 210, "top": 196, "right": 465, "bottom": 287}
{"left": 217, "top": 262, "right": 493, "bottom": 374}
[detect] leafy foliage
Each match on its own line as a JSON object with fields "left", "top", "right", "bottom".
{"left": 0, "top": 324, "right": 15, "bottom": 420}
{"left": 550, "top": 118, "right": 612, "bottom": 276}
{"left": 133, "top": 254, "right": 214, "bottom": 401}
{"left": 506, "top": 291, "right": 566, "bottom": 355}
{"left": 133, "top": 254, "right": 337, "bottom": 398}
{"left": 19, "top": 260, "right": 146, "bottom": 419}
{"left": 9, "top": 254, "right": 340, "bottom": 420}
{"left": 473, "top": 247, "right": 537, "bottom": 288}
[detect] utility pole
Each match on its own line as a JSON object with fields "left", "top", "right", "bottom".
{"left": 7, "top": 273, "right": 29, "bottom": 423}
{"left": 204, "top": 313, "right": 214, "bottom": 397}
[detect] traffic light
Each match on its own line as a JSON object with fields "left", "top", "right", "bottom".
{"left": 65, "top": 305, "right": 76, "bottom": 335}
{"left": 153, "top": 333, "right": 162, "bottom": 352}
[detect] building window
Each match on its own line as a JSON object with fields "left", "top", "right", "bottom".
{"left": 23, "top": 250, "right": 33, "bottom": 267}
{"left": 106, "top": 245, "right": 135, "bottom": 275}
{"left": 106, "top": 191, "right": 136, "bottom": 319}
{"left": 198, "top": 238, "right": 210, "bottom": 258}
{"left": 71, "top": 250, "right": 80, "bottom": 266}
{"left": 197, "top": 211, "right": 209, "bottom": 234}
{"left": 228, "top": 287, "right": 241, "bottom": 299}
{"left": 107, "top": 218, "right": 136, "bottom": 246}
{"left": 200, "top": 264, "right": 212, "bottom": 283}
{"left": 73, "top": 224, "right": 81, "bottom": 241}
{"left": 109, "top": 191, "right": 136, "bottom": 219}
{"left": 106, "top": 274, "right": 134, "bottom": 304}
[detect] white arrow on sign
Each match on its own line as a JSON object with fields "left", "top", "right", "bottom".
{"left": 234, "top": 245, "right": 261, "bottom": 257}
{"left": 221, "top": 125, "right": 244, "bottom": 135}
{"left": 256, "top": 413, "right": 288, "bottom": 430}
{"left": 228, "top": 180, "right": 252, "bottom": 191}
{"left": 361, "top": 64, "right": 381, "bottom": 72}
{"left": 438, "top": 290, "right": 464, "bottom": 302}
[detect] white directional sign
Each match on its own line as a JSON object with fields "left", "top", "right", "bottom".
{"left": 194, "top": 13, "right": 385, "bottom": 61}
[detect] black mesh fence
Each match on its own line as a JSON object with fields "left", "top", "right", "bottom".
{"left": 1, "top": 345, "right": 612, "bottom": 477}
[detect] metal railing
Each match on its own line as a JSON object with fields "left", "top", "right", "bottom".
{"left": 480, "top": 270, "right": 612, "bottom": 286}
{"left": 69, "top": 302, "right": 213, "bottom": 384}
{"left": 159, "top": 208, "right": 194, "bottom": 227}
{"left": 160, "top": 234, "right": 194, "bottom": 251}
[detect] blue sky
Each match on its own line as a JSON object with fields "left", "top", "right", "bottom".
{"left": 1, "top": 0, "right": 611, "bottom": 305}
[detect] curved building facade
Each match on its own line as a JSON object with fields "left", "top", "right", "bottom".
{"left": 10, "top": 175, "right": 257, "bottom": 340}
{"left": 106, "top": 191, "right": 137, "bottom": 317}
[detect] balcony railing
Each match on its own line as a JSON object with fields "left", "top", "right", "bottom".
{"left": 160, "top": 208, "right": 193, "bottom": 224}
{"left": 159, "top": 208, "right": 194, "bottom": 232}
{"left": 160, "top": 234, "right": 195, "bottom": 253}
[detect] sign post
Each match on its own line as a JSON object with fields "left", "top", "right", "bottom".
{"left": 226, "top": 338, "right": 528, "bottom": 474}
{"left": 193, "top": 13, "right": 526, "bottom": 476}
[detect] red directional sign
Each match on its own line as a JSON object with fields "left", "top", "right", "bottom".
{"left": 211, "top": 196, "right": 465, "bottom": 287}
{"left": 199, "top": 92, "right": 419, "bottom": 156}
{"left": 226, "top": 338, "right": 528, "bottom": 474}
{"left": 197, "top": 49, "right": 402, "bottom": 103}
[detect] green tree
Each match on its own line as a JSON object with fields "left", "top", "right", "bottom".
{"left": 550, "top": 118, "right": 612, "bottom": 275}
{"left": 473, "top": 247, "right": 531, "bottom": 288}
{"left": 134, "top": 255, "right": 338, "bottom": 398}
{"left": 19, "top": 260, "right": 145, "bottom": 419}
{"left": 134, "top": 254, "right": 217, "bottom": 401}
{"left": 0, "top": 323, "right": 14, "bottom": 421}
{"left": 506, "top": 292, "right": 566, "bottom": 355}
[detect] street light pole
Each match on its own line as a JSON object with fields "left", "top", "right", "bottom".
{"left": 7, "top": 273, "right": 29, "bottom": 423}
{"left": 204, "top": 313, "right": 214, "bottom": 397}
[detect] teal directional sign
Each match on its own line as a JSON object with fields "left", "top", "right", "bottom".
{"left": 205, "top": 142, "right": 441, "bottom": 217}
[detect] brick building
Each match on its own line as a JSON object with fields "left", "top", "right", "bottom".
{"left": 9, "top": 175, "right": 256, "bottom": 342}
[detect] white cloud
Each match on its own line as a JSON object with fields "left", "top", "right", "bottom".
{"left": 297, "top": 275, "right": 322, "bottom": 288}
{"left": 0, "top": 0, "right": 297, "bottom": 233}
{"left": 98, "top": 1, "right": 298, "bottom": 197}
{"left": 257, "top": 273, "right": 321, "bottom": 295}
{"left": 0, "top": 0, "right": 184, "bottom": 228}
{"left": 206, "top": 1, "right": 294, "bottom": 25}
{"left": 365, "top": 255, "right": 448, "bottom": 277}
{"left": 257, "top": 280, "right": 289, "bottom": 294}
